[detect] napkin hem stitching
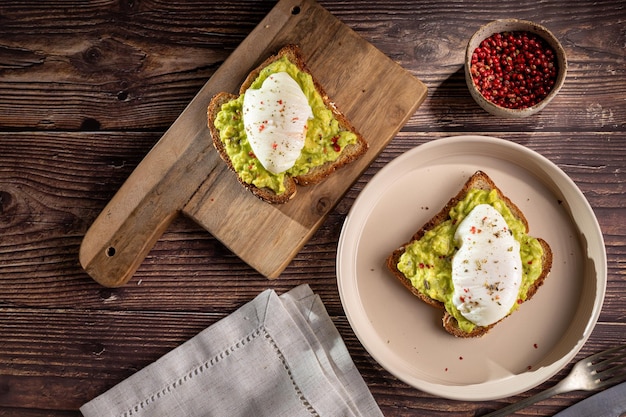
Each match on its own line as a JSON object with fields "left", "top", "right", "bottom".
{"left": 117, "top": 324, "right": 321, "bottom": 417}
{"left": 119, "top": 327, "right": 264, "bottom": 417}
{"left": 261, "top": 325, "right": 320, "bottom": 417}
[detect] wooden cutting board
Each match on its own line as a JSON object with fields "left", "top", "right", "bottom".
{"left": 79, "top": 0, "right": 427, "bottom": 287}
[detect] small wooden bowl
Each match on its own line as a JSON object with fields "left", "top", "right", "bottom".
{"left": 464, "top": 19, "right": 567, "bottom": 118}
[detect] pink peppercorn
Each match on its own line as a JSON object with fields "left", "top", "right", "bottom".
{"left": 470, "top": 31, "right": 558, "bottom": 109}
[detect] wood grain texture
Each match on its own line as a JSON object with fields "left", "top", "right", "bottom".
{"left": 0, "top": 0, "right": 624, "bottom": 416}
{"left": 79, "top": 0, "right": 427, "bottom": 285}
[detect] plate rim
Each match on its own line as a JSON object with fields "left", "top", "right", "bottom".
{"left": 336, "top": 134, "right": 607, "bottom": 400}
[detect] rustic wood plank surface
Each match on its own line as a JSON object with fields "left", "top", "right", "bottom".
{"left": 1, "top": 1, "right": 624, "bottom": 416}
{"left": 78, "top": 0, "right": 428, "bottom": 287}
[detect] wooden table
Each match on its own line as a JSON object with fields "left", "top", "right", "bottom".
{"left": 1, "top": 1, "right": 624, "bottom": 415}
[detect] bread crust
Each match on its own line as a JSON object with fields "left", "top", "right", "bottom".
{"left": 207, "top": 44, "right": 368, "bottom": 203}
{"left": 386, "top": 171, "right": 553, "bottom": 338}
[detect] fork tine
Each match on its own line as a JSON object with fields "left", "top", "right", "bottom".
{"left": 597, "top": 367, "right": 626, "bottom": 388}
{"left": 590, "top": 345, "right": 626, "bottom": 370}
{"left": 591, "top": 345, "right": 626, "bottom": 388}
{"left": 589, "top": 353, "right": 626, "bottom": 372}
{"left": 598, "top": 362, "right": 626, "bottom": 381}
{"left": 588, "top": 344, "right": 626, "bottom": 363}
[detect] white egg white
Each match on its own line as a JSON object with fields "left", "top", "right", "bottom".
{"left": 451, "top": 203, "right": 522, "bottom": 327}
{"left": 242, "top": 72, "right": 313, "bottom": 175}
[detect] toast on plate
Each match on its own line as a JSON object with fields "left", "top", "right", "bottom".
{"left": 386, "top": 170, "right": 553, "bottom": 337}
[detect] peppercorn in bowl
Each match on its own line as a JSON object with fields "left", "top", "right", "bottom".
{"left": 464, "top": 19, "right": 567, "bottom": 117}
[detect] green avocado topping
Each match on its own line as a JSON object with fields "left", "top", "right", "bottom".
{"left": 397, "top": 189, "right": 545, "bottom": 333}
{"left": 213, "top": 56, "right": 358, "bottom": 195}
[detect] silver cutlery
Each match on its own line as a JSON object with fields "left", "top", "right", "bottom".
{"left": 482, "top": 344, "right": 626, "bottom": 416}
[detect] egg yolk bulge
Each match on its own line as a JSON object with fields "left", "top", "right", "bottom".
{"left": 213, "top": 56, "right": 359, "bottom": 195}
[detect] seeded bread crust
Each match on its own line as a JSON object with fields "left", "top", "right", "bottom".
{"left": 207, "top": 44, "right": 368, "bottom": 203}
{"left": 386, "top": 170, "right": 553, "bottom": 338}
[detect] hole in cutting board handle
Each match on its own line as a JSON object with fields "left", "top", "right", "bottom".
{"left": 291, "top": 5, "right": 300, "bottom": 15}
{"left": 106, "top": 247, "right": 116, "bottom": 257}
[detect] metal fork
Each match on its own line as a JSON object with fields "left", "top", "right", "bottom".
{"left": 482, "top": 344, "right": 626, "bottom": 416}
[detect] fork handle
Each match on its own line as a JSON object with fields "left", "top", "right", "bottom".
{"left": 481, "top": 383, "right": 568, "bottom": 416}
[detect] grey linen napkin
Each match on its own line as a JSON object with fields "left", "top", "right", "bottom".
{"left": 80, "top": 284, "right": 383, "bottom": 417}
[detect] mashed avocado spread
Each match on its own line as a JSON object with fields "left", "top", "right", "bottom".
{"left": 214, "top": 56, "right": 358, "bottom": 195}
{"left": 397, "top": 189, "right": 544, "bottom": 333}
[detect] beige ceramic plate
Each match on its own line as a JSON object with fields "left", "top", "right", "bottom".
{"left": 337, "top": 135, "right": 606, "bottom": 400}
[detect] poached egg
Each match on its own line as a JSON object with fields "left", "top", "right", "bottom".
{"left": 451, "top": 203, "right": 522, "bottom": 327}
{"left": 242, "top": 72, "right": 313, "bottom": 175}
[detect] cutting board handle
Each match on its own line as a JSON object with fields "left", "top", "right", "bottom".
{"left": 79, "top": 196, "right": 179, "bottom": 288}
{"left": 79, "top": 112, "right": 216, "bottom": 287}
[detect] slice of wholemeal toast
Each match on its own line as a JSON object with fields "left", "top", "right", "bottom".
{"left": 386, "top": 170, "right": 553, "bottom": 338}
{"left": 207, "top": 44, "right": 368, "bottom": 203}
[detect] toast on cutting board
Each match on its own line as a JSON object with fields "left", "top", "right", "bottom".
{"left": 207, "top": 44, "right": 368, "bottom": 203}
{"left": 386, "top": 170, "right": 553, "bottom": 338}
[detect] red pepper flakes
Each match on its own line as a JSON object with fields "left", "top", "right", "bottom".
{"left": 419, "top": 263, "right": 425, "bottom": 269}
{"left": 331, "top": 135, "right": 341, "bottom": 152}
{"left": 248, "top": 151, "right": 256, "bottom": 158}
{"left": 459, "top": 356, "right": 463, "bottom": 360}
{"left": 533, "top": 343, "right": 538, "bottom": 349}
{"left": 272, "top": 142, "right": 278, "bottom": 150}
